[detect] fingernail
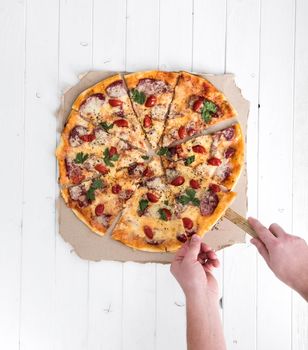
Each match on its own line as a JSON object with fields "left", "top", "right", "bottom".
{"left": 191, "top": 235, "right": 199, "bottom": 242}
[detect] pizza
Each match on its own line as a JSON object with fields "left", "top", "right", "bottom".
{"left": 57, "top": 71, "right": 245, "bottom": 252}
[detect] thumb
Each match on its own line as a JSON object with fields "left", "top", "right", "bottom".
{"left": 184, "top": 234, "right": 201, "bottom": 261}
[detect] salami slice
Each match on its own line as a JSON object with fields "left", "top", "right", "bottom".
{"left": 106, "top": 80, "right": 126, "bottom": 98}
{"left": 69, "top": 126, "right": 88, "bottom": 147}
{"left": 222, "top": 126, "right": 235, "bottom": 140}
{"left": 200, "top": 191, "right": 219, "bottom": 216}
{"left": 136, "top": 78, "right": 169, "bottom": 95}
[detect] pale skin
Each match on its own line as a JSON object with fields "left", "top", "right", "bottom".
{"left": 171, "top": 217, "right": 308, "bottom": 350}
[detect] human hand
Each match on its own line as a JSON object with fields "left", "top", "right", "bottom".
{"left": 170, "top": 234, "right": 220, "bottom": 300}
{"left": 249, "top": 217, "right": 308, "bottom": 301}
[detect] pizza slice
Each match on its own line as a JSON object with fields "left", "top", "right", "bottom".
{"left": 159, "top": 123, "right": 244, "bottom": 191}
{"left": 71, "top": 74, "right": 147, "bottom": 151}
{"left": 125, "top": 71, "right": 179, "bottom": 149}
{"left": 56, "top": 110, "right": 149, "bottom": 187}
{"left": 162, "top": 71, "right": 237, "bottom": 146}
{"left": 112, "top": 184, "right": 187, "bottom": 252}
{"left": 61, "top": 175, "right": 138, "bottom": 236}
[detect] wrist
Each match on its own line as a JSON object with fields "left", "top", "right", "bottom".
{"left": 185, "top": 287, "right": 220, "bottom": 307}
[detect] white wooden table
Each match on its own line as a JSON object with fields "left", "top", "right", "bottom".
{"left": 1, "top": 0, "right": 307, "bottom": 349}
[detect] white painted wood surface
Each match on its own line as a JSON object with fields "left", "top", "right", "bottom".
{"left": 0, "top": 0, "right": 307, "bottom": 349}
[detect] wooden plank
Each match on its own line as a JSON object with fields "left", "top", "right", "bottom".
{"left": 88, "top": 261, "right": 123, "bottom": 350}
{"left": 223, "top": 0, "right": 260, "bottom": 349}
{"left": 122, "top": 262, "right": 156, "bottom": 350}
{"left": 192, "top": 0, "right": 226, "bottom": 73}
{"left": 292, "top": 0, "right": 308, "bottom": 348}
{"left": 159, "top": 0, "right": 193, "bottom": 71}
{"left": 0, "top": 1, "right": 25, "bottom": 349}
{"left": 92, "top": 0, "right": 126, "bottom": 71}
{"left": 257, "top": 0, "right": 295, "bottom": 349}
{"left": 87, "top": 2, "right": 127, "bottom": 349}
{"left": 55, "top": 1, "right": 93, "bottom": 349}
{"left": 18, "top": 0, "right": 59, "bottom": 349}
{"left": 156, "top": 264, "right": 186, "bottom": 350}
{"left": 126, "top": 0, "right": 159, "bottom": 72}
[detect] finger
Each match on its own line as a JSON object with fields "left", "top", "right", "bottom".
{"left": 251, "top": 238, "right": 270, "bottom": 263}
{"left": 268, "top": 223, "right": 286, "bottom": 238}
{"left": 200, "top": 242, "right": 212, "bottom": 253}
{"left": 174, "top": 240, "right": 189, "bottom": 260}
{"left": 206, "top": 250, "right": 218, "bottom": 261}
{"left": 184, "top": 234, "right": 202, "bottom": 261}
{"left": 248, "top": 217, "right": 276, "bottom": 246}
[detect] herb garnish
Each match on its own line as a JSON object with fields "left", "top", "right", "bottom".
{"left": 100, "top": 121, "right": 114, "bottom": 132}
{"left": 139, "top": 199, "right": 149, "bottom": 212}
{"left": 86, "top": 178, "right": 103, "bottom": 201}
{"left": 177, "top": 188, "right": 200, "bottom": 207}
{"left": 158, "top": 208, "right": 167, "bottom": 221}
{"left": 131, "top": 89, "right": 146, "bottom": 104}
{"left": 157, "top": 147, "right": 171, "bottom": 157}
{"left": 103, "top": 148, "right": 119, "bottom": 167}
{"left": 201, "top": 100, "right": 217, "bottom": 123}
{"left": 141, "top": 155, "right": 150, "bottom": 160}
{"left": 74, "top": 152, "right": 89, "bottom": 164}
{"left": 184, "top": 155, "right": 195, "bottom": 166}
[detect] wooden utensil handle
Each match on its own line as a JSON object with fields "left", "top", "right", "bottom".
{"left": 224, "top": 208, "right": 258, "bottom": 238}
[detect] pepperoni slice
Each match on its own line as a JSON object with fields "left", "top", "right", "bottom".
{"left": 200, "top": 191, "right": 219, "bottom": 216}
{"left": 106, "top": 80, "right": 126, "bottom": 98}
{"left": 160, "top": 208, "right": 172, "bottom": 221}
{"left": 207, "top": 157, "right": 222, "bottom": 166}
{"left": 143, "top": 115, "right": 152, "bottom": 128}
{"left": 177, "top": 233, "right": 188, "bottom": 243}
{"left": 192, "top": 145, "right": 206, "bottom": 154}
{"left": 171, "top": 176, "right": 185, "bottom": 186}
{"left": 209, "top": 183, "right": 221, "bottom": 193}
{"left": 79, "top": 133, "right": 96, "bottom": 142}
{"left": 109, "top": 146, "right": 118, "bottom": 157}
{"left": 108, "top": 99, "right": 123, "bottom": 107}
{"left": 95, "top": 164, "right": 110, "bottom": 175}
{"left": 189, "top": 179, "right": 200, "bottom": 189}
{"left": 142, "top": 166, "right": 154, "bottom": 177}
{"left": 146, "top": 192, "right": 159, "bottom": 203}
{"left": 145, "top": 95, "right": 157, "bottom": 107}
{"left": 111, "top": 184, "right": 122, "bottom": 194}
{"left": 182, "top": 217, "right": 193, "bottom": 230}
{"left": 69, "top": 126, "right": 88, "bottom": 147}
{"left": 71, "top": 174, "right": 85, "bottom": 185}
{"left": 222, "top": 126, "right": 235, "bottom": 140}
{"left": 143, "top": 225, "right": 154, "bottom": 239}
{"left": 192, "top": 97, "right": 204, "bottom": 112}
{"left": 178, "top": 126, "right": 187, "bottom": 139}
{"left": 225, "top": 147, "right": 235, "bottom": 159}
{"left": 113, "top": 119, "right": 129, "bottom": 127}
{"left": 95, "top": 204, "right": 105, "bottom": 216}
{"left": 169, "top": 144, "right": 183, "bottom": 157}
{"left": 137, "top": 78, "right": 168, "bottom": 95}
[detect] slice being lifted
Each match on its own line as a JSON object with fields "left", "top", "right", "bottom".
{"left": 72, "top": 74, "right": 147, "bottom": 151}
{"left": 160, "top": 123, "right": 244, "bottom": 190}
{"left": 162, "top": 71, "right": 237, "bottom": 146}
{"left": 125, "top": 71, "right": 179, "bottom": 149}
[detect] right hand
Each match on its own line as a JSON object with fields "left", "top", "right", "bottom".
{"left": 249, "top": 217, "right": 308, "bottom": 301}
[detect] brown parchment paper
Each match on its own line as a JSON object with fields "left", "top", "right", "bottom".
{"left": 57, "top": 71, "right": 249, "bottom": 263}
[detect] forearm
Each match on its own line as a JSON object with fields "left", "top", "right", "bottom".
{"left": 186, "top": 291, "right": 226, "bottom": 350}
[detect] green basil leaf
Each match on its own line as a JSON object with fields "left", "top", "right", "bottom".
{"left": 74, "top": 152, "right": 89, "bottom": 164}
{"left": 192, "top": 198, "right": 201, "bottom": 207}
{"left": 201, "top": 100, "right": 217, "bottom": 123}
{"left": 92, "top": 178, "right": 103, "bottom": 189}
{"left": 185, "top": 188, "right": 196, "bottom": 199}
{"left": 177, "top": 195, "right": 191, "bottom": 205}
{"left": 100, "top": 121, "right": 114, "bottom": 132}
{"left": 184, "top": 155, "right": 195, "bottom": 166}
{"left": 103, "top": 148, "right": 110, "bottom": 158}
{"left": 142, "top": 155, "right": 150, "bottom": 160}
{"left": 157, "top": 147, "right": 170, "bottom": 156}
{"left": 131, "top": 89, "right": 146, "bottom": 104}
{"left": 103, "top": 157, "right": 114, "bottom": 167}
{"left": 139, "top": 199, "right": 149, "bottom": 212}
{"left": 110, "top": 154, "right": 120, "bottom": 162}
{"left": 86, "top": 187, "right": 95, "bottom": 201}
{"left": 204, "top": 100, "right": 217, "bottom": 113}
{"left": 158, "top": 208, "right": 167, "bottom": 221}
{"left": 164, "top": 200, "right": 169, "bottom": 206}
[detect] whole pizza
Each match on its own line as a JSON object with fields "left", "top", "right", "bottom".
{"left": 56, "top": 71, "right": 244, "bottom": 252}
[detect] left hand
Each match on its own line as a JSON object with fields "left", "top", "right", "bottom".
{"left": 170, "top": 234, "right": 220, "bottom": 300}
